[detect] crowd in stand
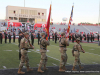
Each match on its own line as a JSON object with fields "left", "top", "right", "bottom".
{"left": 69, "top": 32, "right": 100, "bottom": 43}
{"left": 0, "top": 26, "right": 100, "bottom": 45}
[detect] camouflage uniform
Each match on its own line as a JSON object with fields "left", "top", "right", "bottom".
{"left": 19, "top": 37, "right": 33, "bottom": 69}
{"left": 72, "top": 38, "right": 85, "bottom": 70}
{"left": 59, "top": 32, "right": 69, "bottom": 71}
{"left": 73, "top": 43, "right": 83, "bottom": 67}
{"left": 39, "top": 37, "right": 49, "bottom": 67}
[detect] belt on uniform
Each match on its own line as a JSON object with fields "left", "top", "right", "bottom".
{"left": 21, "top": 48, "right": 28, "bottom": 50}
{"left": 74, "top": 50, "right": 78, "bottom": 51}
{"left": 60, "top": 46, "right": 66, "bottom": 47}
{"left": 40, "top": 48, "right": 46, "bottom": 50}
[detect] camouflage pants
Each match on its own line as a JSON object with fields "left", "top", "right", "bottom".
{"left": 39, "top": 52, "right": 48, "bottom": 67}
{"left": 73, "top": 51, "right": 81, "bottom": 67}
{"left": 59, "top": 50, "right": 67, "bottom": 68}
{"left": 19, "top": 49, "right": 29, "bottom": 69}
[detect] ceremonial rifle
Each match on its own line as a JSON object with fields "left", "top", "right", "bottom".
{"left": 20, "top": 30, "right": 33, "bottom": 47}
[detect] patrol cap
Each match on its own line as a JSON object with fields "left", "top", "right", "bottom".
{"left": 76, "top": 38, "right": 80, "bottom": 41}
{"left": 61, "top": 32, "right": 65, "bottom": 36}
{"left": 41, "top": 32, "right": 45, "bottom": 36}
{"left": 24, "top": 32, "right": 29, "bottom": 35}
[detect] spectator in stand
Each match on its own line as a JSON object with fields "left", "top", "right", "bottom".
{"left": 31, "top": 32, "right": 35, "bottom": 45}
{"left": 97, "top": 33, "right": 99, "bottom": 41}
{"left": 69, "top": 33, "right": 71, "bottom": 41}
{"left": 87, "top": 33, "right": 90, "bottom": 43}
{"left": 8, "top": 32, "right": 11, "bottom": 43}
{"left": 79, "top": 32, "right": 82, "bottom": 42}
{"left": 13, "top": 32, "right": 16, "bottom": 43}
{"left": 90, "top": 34, "right": 93, "bottom": 42}
{"left": 11, "top": 29, "right": 12, "bottom": 32}
{"left": 0, "top": 31, "right": 3, "bottom": 44}
{"left": 55, "top": 32, "right": 57, "bottom": 43}
{"left": 72, "top": 33, "right": 75, "bottom": 43}
{"left": 92, "top": 34, "right": 95, "bottom": 41}
{"left": 37, "top": 31, "right": 40, "bottom": 45}
{"left": 52, "top": 32, "right": 54, "bottom": 41}
{"left": 4, "top": 30, "right": 7, "bottom": 43}
{"left": 83, "top": 32, "right": 86, "bottom": 41}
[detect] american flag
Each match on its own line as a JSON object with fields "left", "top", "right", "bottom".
{"left": 66, "top": 5, "right": 74, "bottom": 38}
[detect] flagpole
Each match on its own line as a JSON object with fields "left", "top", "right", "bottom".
{"left": 51, "top": 1, "right": 52, "bottom": 25}
{"left": 24, "top": 0, "right": 25, "bottom": 7}
{"left": 98, "top": 1, "right": 100, "bottom": 26}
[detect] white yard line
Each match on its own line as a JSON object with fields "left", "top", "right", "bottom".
{"left": 92, "top": 62, "right": 98, "bottom": 64}
{"left": 81, "top": 63, "right": 85, "bottom": 65}
{"left": 52, "top": 63, "right": 57, "bottom": 66}
{"left": 85, "top": 52, "right": 100, "bottom": 56}
{"left": 4, "top": 50, "right": 12, "bottom": 51}
{"left": 33, "top": 50, "right": 73, "bottom": 66}
{"left": 67, "top": 63, "right": 71, "bottom": 65}
{"left": 89, "top": 49, "right": 95, "bottom": 50}
{"left": 3, "top": 66, "right": 7, "bottom": 69}
{"left": 12, "top": 43, "right": 18, "bottom": 45}
{"left": 51, "top": 45, "right": 100, "bottom": 57}
{"left": 47, "top": 55, "right": 60, "bottom": 61}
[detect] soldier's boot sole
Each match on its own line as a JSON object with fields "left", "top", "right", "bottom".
{"left": 43, "top": 68, "right": 48, "bottom": 71}
{"left": 59, "top": 69, "right": 65, "bottom": 72}
{"left": 79, "top": 66, "right": 84, "bottom": 70}
{"left": 63, "top": 67, "right": 67, "bottom": 71}
{"left": 72, "top": 69, "right": 77, "bottom": 71}
{"left": 37, "top": 69, "right": 44, "bottom": 73}
{"left": 27, "top": 69, "right": 33, "bottom": 72}
{"left": 17, "top": 71, "right": 25, "bottom": 74}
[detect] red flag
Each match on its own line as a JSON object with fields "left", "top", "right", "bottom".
{"left": 46, "top": 4, "right": 51, "bottom": 40}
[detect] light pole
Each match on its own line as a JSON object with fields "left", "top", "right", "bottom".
{"left": 24, "top": 0, "right": 25, "bottom": 7}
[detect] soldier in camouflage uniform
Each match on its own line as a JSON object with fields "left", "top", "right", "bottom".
{"left": 72, "top": 38, "right": 85, "bottom": 71}
{"left": 37, "top": 33, "right": 49, "bottom": 73}
{"left": 18, "top": 32, "right": 34, "bottom": 74}
{"left": 59, "top": 32, "right": 69, "bottom": 72}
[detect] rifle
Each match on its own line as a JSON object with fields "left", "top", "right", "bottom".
{"left": 20, "top": 30, "right": 33, "bottom": 47}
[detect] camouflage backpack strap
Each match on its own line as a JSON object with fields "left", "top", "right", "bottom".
{"left": 40, "top": 38, "right": 46, "bottom": 47}
{"left": 59, "top": 38, "right": 66, "bottom": 47}
{"left": 40, "top": 38, "right": 43, "bottom": 45}
{"left": 59, "top": 38, "right": 62, "bottom": 42}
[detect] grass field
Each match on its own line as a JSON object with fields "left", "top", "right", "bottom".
{"left": 0, "top": 39, "right": 100, "bottom": 69}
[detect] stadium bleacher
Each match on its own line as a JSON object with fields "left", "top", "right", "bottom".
{"left": 50, "top": 25, "right": 100, "bottom": 34}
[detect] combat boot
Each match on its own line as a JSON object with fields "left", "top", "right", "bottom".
{"left": 43, "top": 67, "right": 48, "bottom": 70}
{"left": 27, "top": 67, "right": 33, "bottom": 72}
{"left": 72, "top": 66, "right": 77, "bottom": 71}
{"left": 43, "top": 65, "right": 48, "bottom": 70}
{"left": 59, "top": 67, "right": 65, "bottom": 72}
{"left": 63, "top": 66, "right": 67, "bottom": 70}
{"left": 17, "top": 68, "right": 25, "bottom": 74}
{"left": 37, "top": 67, "right": 44, "bottom": 73}
{"left": 79, "top": 65, "right": 84, "bottom": 70}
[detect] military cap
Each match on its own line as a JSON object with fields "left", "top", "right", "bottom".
{"left": 61, "top": 32, "right": 65, "bottom": 36}
{"left": 76, "top": 38, "right": 80, "bottom": 41}
{"left": 41, "top": 32, "right": 45, "bottom": 36}
{"left": 24, "top": 32, "right": 29, "bottom": 35}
